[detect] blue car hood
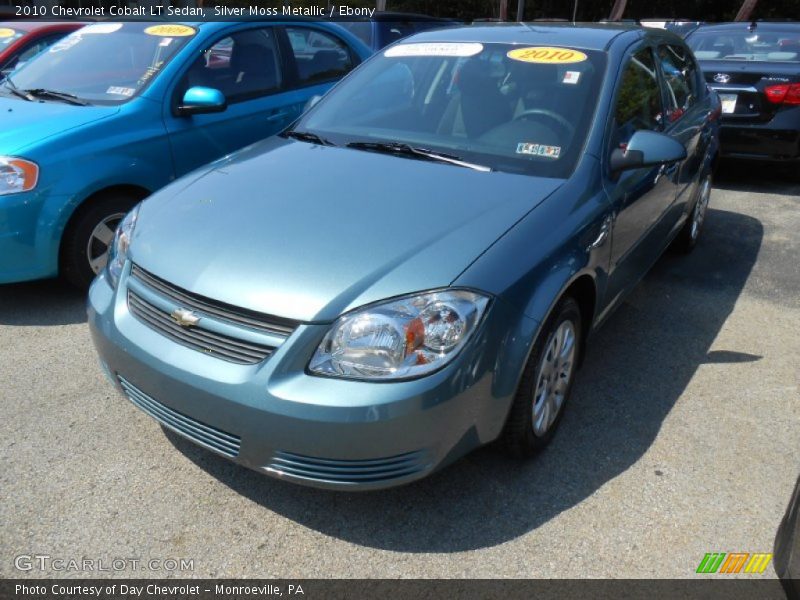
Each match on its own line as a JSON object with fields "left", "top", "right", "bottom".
{"left": 0, "top": 96, "right": 118, "bottom": 153}
{"left": 133, "top": 138, "right": 563, "bottom": 322}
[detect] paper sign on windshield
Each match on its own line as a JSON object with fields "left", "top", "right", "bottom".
{"left": 507, "top": 47, "right": 587, "bottom": 64}
{"left": 385, "top": 43, "right": 483, "bottom": 58}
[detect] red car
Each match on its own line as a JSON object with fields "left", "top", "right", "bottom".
{"left": 0, "top": 21, "right": 84, "bottom": 76}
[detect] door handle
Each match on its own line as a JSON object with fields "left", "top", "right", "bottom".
{"left": 587, "top": 214, "right": 613, "bottom": 252}
{"left": 654, "top": 162, "right": 679, "bottom": 185}
{"left": 267, "top": 111, "right": 289, "bottom": 122}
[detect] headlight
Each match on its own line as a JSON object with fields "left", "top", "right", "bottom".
{"left": 309, "top": 290, "right": 490, "bottom": 380}
{"left": 0, "top": 157, "right": 39, "bottom": 196}
{"left": 106, "top": 204, "right": 140, "bottom": 288}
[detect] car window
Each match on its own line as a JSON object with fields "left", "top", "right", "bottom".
{"left": 298, "top": 42, "right": 606, "bottom": 178}
{"left": 7, "top": 22, "right": 194, "bottom": 105}
{"left": 0, "top": 27, "right": 23, "bottom": 50}
{"left": 339, "top": 22, "right": 372, "bottom": 47}
{"left": 657, "top": 44, "right": 699, "bottom": 123}
{"left": 687, "top": 29, "right": 800, "bottom": 62}
{"left": 285, "top": 27, "right": 354, "bottom": 87}
{"left": 379, "top": 21, "right": 415, "bottom": 46}
{"left": 181, "top": 28, "right": 282, "bottom": 104}
{"left": 612, "top": 47, "right": 663, "bottom": 149}
{"left": 8, "top": 34, "right": 67, "bottom": 72}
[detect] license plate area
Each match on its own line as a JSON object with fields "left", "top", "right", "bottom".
{"left": 720, "top": 93, "right": 738, "bottom": 114}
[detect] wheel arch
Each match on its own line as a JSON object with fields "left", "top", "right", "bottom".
{"left": 58, "top": 184, "right": 151, "bottom": 271}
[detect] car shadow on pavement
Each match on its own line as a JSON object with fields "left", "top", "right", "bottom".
{"left": 715, "top": 159, "right": 800, "bottom": 195}
{"left": 166, "top": 205, "right": 764, "bottom": 552}
{"left": 0, "top": 279, "right": 86, "bottom": 326}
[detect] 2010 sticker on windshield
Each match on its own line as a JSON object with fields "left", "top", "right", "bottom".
{"left": 385, "top": 43, "right": 483, "bottom": 58}
{"left": 517, "top": 143, "right": 561, "bottom": 159}
{"left": 0, "top": 28, "right": 16, "bottom": 38}
{"left": 507, "top": 47, "right": 587, "bottom": 64}
{"left": 144, "top": 25, "right": 196, "bottom": 37}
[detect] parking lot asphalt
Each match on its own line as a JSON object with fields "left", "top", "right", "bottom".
{"left": 1, "top": 163, "right": 798, "bottom": 579}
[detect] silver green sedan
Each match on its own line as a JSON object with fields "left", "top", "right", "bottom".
{"left": 89, "top": 23, "right": 719, "bottom": 490}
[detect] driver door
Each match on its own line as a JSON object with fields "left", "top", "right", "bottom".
{"left": 164, "top": 26, "right": 293, "bottom": 176}
{"left": 603, "top": 46, "right": 681, "bottom": 305}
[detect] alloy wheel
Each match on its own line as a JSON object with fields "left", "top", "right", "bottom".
{"left": 691, "top": 176, "right": 711, "bottom": 241}
{"left": 532, "top": 319, "right": 577, "bottom": 436}
{"left": 86, "top": 212, "right": 126, "bottom": 274}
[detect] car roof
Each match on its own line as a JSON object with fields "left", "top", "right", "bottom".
{"left": 690, "top": 21, "right": 800, "bottom": 33}
{"left": 0, "top": 20, "right": 85, "bottom": 32}
{"left": 407, "top": 22, "right": 676, "bottom": 52}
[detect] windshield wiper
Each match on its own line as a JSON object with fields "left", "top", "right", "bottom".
{"left": 282, "top": 129, "right": 336, "bottom": 146}
{"left": 2, "top": 77, "right": 34, "bottom": 102}
{"left": 24, "top": 89, "right": 89, "bottom": 106}
{"left": 346, "top": 141, "right": 492, "bottom": 172}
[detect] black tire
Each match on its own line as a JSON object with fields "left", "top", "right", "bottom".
{"left": 60, "top": 193, "right": 140, "bottom": 290}
{"left": 501, "top": 296, "right": 582, "bottom": 458}
{"left": 672, "top": 172, "right": 712, "bottom": 254}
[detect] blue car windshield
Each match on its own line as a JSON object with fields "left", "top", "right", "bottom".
{"left": 7, "top": 22, "right": 196, "bottom": 105}
{"left": 299, "top": 42, "right": 606, "bottom": 177}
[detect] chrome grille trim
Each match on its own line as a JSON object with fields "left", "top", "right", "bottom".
{"left": 130, "top": 264, "right": 298, "bottom": 337}
{"left": 127, "top": 291, "right": 273, "bottom": 365}
{"left": 265, "top": 450, "right": 429, "bottom": 484}
{"left": 118, "top": 376, "right": 241, "bottom": 458}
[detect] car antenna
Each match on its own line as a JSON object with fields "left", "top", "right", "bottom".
{"left": 572, "top": 0, "right": 578, "bottom": 23}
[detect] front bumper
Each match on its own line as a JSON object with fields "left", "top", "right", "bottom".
{"left": 88, "top": 267, "right": 522, "bottom": 491}
{"left": 0, "top": 188, "right": 65, "bottom": 284}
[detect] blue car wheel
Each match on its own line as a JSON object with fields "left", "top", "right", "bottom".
{"left": 60, "top": 192, "right": 141, "bottom": 289}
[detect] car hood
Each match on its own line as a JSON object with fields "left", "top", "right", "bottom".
{"left": 132, "top": 138, "right": 563, "bottom": 322}
{"left": 0, "top": 96, "right": 119, "bottom": 153}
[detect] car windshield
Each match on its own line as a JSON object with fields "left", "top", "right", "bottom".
{"left": 298, "top": 42, "right": 606, "bottom": 178}
{"left": 688, "top": 29, "right": 800, "bottom": 62}
{"left": 7, "top": 22, "right": 196, "bottom": 104}
{"left": 0, "top": 26, "right": 23, "bottom": 48}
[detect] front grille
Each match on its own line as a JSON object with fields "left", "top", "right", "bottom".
{"left": 118, "top": 376, "right": 241, "bottom": 458}
{"left": 130, "top": 264, "right": 297, "bottom": 336}
{"left": 265, "top": 450, "right": 430, "bottom": 484}
{"left": 127, "top": 264, "right": 298, "bottom": 365}
{"left": 127, "top": 291, "right": 274, "bottom": 365}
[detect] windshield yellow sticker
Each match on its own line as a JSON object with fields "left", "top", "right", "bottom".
{"left": 0, "top": 28, "right": 16, "bottom": 38}
{"left": 507, "top": 47, "right": 587, "bottom": 64}
{"left": 144, "top": 24, "right": 196, "bottom": 37}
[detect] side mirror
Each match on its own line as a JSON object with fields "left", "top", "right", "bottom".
{"left": 303, "top": 94, "right": 322, "bottom": 113}
{"left": 177, "top": 86, "right": 227, "bottom": 116}
{"left": 610, "top": 130, "right": 687, "bottom": 174}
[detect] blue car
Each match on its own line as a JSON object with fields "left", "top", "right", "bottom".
{"left": 0, "top": 20, "right": 370, "bottom": 288}
{"left": 89, "top": 24, "right": 719, "bottom": 490}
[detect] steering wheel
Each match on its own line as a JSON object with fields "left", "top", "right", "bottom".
{"left": 513, "top": 109, "right": 575, "bottom": 138}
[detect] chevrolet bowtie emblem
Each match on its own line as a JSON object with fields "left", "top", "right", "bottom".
{"left": 170, "top": 308, "right": 200, "bottom": 328}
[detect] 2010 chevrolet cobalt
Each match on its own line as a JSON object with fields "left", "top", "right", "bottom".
{"left": 89, "top": 23, "right": 719, "bottom": 490}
